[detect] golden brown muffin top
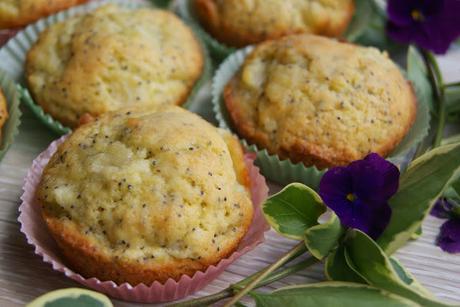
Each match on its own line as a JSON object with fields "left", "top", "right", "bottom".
{"left": 194, "top": 0, "right": 354, "bottom": 47}
{"left": 26, "top": 4, "right": 203, "bottom": 127}
{"left": 225, "top": 34, "right": 416, "bottom": 168}
{"left": 0, "top": 0, "right": 89, "bottom": 29}
{"left": 37, "top": 106, "right": 253, "bottom": 265}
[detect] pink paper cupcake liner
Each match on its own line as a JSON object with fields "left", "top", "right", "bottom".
{"left": 0, "top": 29, "right": 19, "bottom": 47}
{"left": 19, "top": 135, "right": 270, "bottom": 303}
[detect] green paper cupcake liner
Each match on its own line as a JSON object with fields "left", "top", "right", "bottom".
{"left": 212, "top": 46, "right": 430, "bottom": 188}
{"left": 0, "top": 0, "right": 212, "bottom": 135}
{"left": 176, "top": 0, "right": 236, "bottom": 62}
{"left": 0, "top": 70, "right": 22, "bottom": 161}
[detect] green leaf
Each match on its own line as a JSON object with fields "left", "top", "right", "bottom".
{"left": 325, "top": 245, "right": 366, "bottom": 283}
{"left": 389, "top": 257, "right": 434, "bottom": 298}
{"left": 351, "top": 2, "right": 408, "bottom": 57}
{"left": 445, "top": 85, "right": 460, "bottom": 116}
{"left": 345, "top": 230, "right": 446, "bottom": 307}
{"left": 305, "top": 214, "right": 344, "bottom": 259}
{"left": 389, "top": 47, "right": 431, "bottom": 160}
{"left": 443, "top": 186, "right": 460, "bottom": 201}
{"left": 251, "top": 282, "right": 419, "bottom": 307}
{"left": 406, "top": 47, "right": 434, "bottom": 113}
{"left": 41, "top": 295, "right": 105, "bottom": 307}
{"left": 263, "top": 183, "right": 326, "bottom": 240}
{"left": 442, "top": 134, "right": 460, "bottom": 146}
{"left": 410, "top": 227, "right": 422, "bottom": 240}
{"left": 378, "top": 142, "right": 460, "bottom": 254}
{"left": 450, "top": 177, "right": 460, "bottom": 197}
{"left": 344, "top": 0, "right": 374, "bottom": 42}
{"left": 26, "top": 288, "right": 112, "bottom": 307}
{"left": 149, "top": 0, "right": 172, "bottom": 8}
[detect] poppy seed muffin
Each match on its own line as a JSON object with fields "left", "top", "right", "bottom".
{"left": 0, "top": 0, "right": 89, "bottom": 29}
{"left": 26, "top": 4, "right": 203, "bottom": 128}
{"left": 224, "top": 34, "right": 417, "bottom": 169}
{"left": 0, "top": 88, "right": 8, "bottom": 140}
{"left": 193, "top": 0, "right": 355, "bottom": 47}
{"left": 36, "top": 106, "right": 254, "bottom": 285}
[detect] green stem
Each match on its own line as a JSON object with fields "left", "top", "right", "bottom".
{"left": 422, "top": 50, "right": 445, "bottom": 148}
{"left": 444, "top": 81, "right": 460, "bottom": 89}
{"left": 168, "top": 288, "right": 232, "bottom": 307}
{"left": 167, "top": 244, "right": 309, "bottom": 307}
{"left": 232, "top": 256, "right": 318, "bottom": 291}
{"left": 231, "top": 242, "right": 307, "bottom": 288}
{"left": 223, "top": 242, "right": 306, "bottom": 307}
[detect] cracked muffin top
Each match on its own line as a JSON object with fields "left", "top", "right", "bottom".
{"left": 224, "top": 34, "right": 417, "bottom": 169}
{"left": 193, "top": 0, "right": 355, "bottom": 47}
{"left": 37, "top": 106, "right": 253, "bottom": 284}
{"left": 26, "top": 4, "right": 203, "bottom": 128}
{"left": 0, "top": 0, "right": 89, "bottom": 29}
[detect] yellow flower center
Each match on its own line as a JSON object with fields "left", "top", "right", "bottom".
{"left": 347, "top": 193, "right": 356, "bottom": 202}
{"left": 411, "top": 9, "right": 425, "bottom": 21}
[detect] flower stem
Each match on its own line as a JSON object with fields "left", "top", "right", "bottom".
{"left": 232, "top": 256, "right": 318, "bottom": 291}
{"left": 422, "top": 50, "right": 445, "bottom": 148}
{"left": 223, "top": 242, "right": 306, "bottom": 307}
{"left": 444, "top": 81, "right": 460, "bottom": 89}
{"left": 167, "top": 243, "right": 310, "bottom": 307}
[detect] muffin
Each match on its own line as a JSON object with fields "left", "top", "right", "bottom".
{"left": 36, "top": 106, "right": 254, "bottom": 285}
{"left": 224, "top": 34, "right": 417, "bottom": 169}
{"left": 0, "top": 88, "right": 8, "bottom": 140}
{"left": 193, "top": 0, "right": 355, "bottom": 47}
{"left": 0, "top": 0, "right": 89, "bottom": 29}
{"left": 26, "top": 4, "right": 204, "bottom": 128}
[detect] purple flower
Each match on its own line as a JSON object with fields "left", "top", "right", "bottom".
{"left": 386, "top": 0, "right": 460, "bottom": 54}
{"left": 319, "top": 153, "right": 400, "bottom": 239}
{"left": 437, "top": 218, "right": 460, "bottom": 253}
{"left": 430, "top": 198, "right": 454, "bottom": 219}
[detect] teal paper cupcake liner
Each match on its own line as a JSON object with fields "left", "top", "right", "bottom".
{"left": 212, "top": 46, "right": 430, "bottom": 188}
{"left": 176, "top": 0, "right": 236, "bottom": 62}
{"left": 0, "top": 70, "right": 22, "bottom": 161}
{"left": 0, "top": 0, "right": 212, "bottom": 135}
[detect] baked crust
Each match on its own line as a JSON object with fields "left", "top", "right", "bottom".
{"left": 0, "top": 88, "right": 8, "bottom": 140}
{"left": 224, "top": 34, "right": 417, "bottom": 169}
{"left": 26, "top": 4, "right": 204, "bottom": 128}
{"left": 193, "top": 0, "right": 355, "bottom": 47}
{"left": 0, "top": 0, "right": 89, "bottom": 29}
{"left": 37, "top": 106, "right": 253, "bottom": 285}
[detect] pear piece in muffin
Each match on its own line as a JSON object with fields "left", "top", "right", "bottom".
{"left": 194, "top": 0, "right": 354, "bottom": 47}
{"left": 37, "top": 106, "right": 253, "bottom": 285}
{"left": 224, "top": 34, "right": 416, "bottom": 169}
{"left": 26, "top": 4, "right": 203, "bottom": 128}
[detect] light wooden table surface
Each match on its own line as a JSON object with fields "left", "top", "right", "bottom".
{"left": 1, "top": 47, "right": 460, "bottom": 307}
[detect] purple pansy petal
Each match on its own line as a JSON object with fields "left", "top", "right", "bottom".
{"left": 319, "top": 166, "right": 353, "bottom": 206}
{"left": 386, "top": 0, "right": 460, "bottom": 54}
{"left": 437, "top": 218, "right": 460, "bottom": 253}
{"left": 361, "top": 201, "right": 392, "bottom": 240}
{"left": 319, "top": 167, "right": 354, "bottom": 230}
{"left": 431, "top": 198, "right": 453, "bottom": 219}
{"left": 386, "top": 22, "right": 420, "bottom": 45}
{"left": 418, "top": 23, "right": 455, "bottom": 54}
{"left": 387, "top": 0, "right": 421, "bottom": 26}
{"left": 348, "top": 153, "right": 400, "bottom": 202}
{"left": 346, "top": 198, "right": 392, "bottom": 240}
{"left": 319, "top": 153, "right": 398, "bottom": 239}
